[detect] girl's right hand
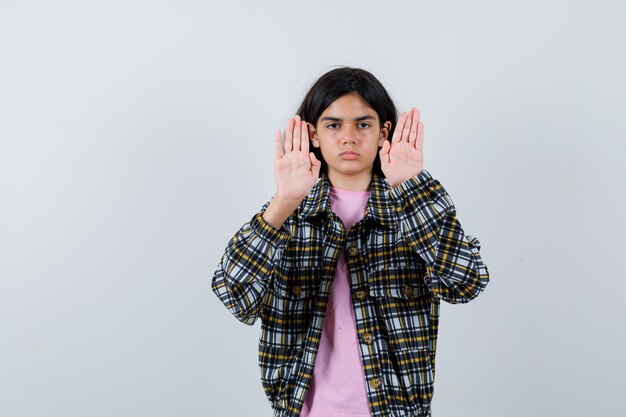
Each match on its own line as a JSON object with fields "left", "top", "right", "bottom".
{"left": 273, "top": 115, "right": 321, "bottom": 202}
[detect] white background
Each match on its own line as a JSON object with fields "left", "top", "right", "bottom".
{"left": 1, "top": 0, "right": 625, "bottom": 416}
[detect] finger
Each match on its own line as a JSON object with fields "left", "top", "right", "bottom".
{"left": 401, "top": 109, "right": 413, "bottom": 143}
{"left": 416, "top": 121, "right": 424, "bottom": 150}
{"left": 301, "top": 121, "right": 310, "bottom": 153}
{"left": 274, "top": 130, "right": 284, "bottom": 159}
{"left": 293, "top": 115, "right": 302, "bottom": 152}
{"left": 391, "top": 112, "right": 407, "bottom": 143}
{"left": 409, "top": 108, "right": 420, "bottom": 146}
{"left": 284, "top": 118, "right": 294, "bottom": 152}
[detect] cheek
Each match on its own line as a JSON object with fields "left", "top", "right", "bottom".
{"left": 367, "top": 141, "right": 383, "bottom": 158}
{"left": 315, "top": 136, "right": 334, "bottom": 151}
{"left": 318, "top": 143, "right": 335, "bottom": 159}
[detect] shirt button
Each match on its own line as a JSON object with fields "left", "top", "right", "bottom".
{"left": 403, "top": 284, "right": 414, "bottom": 297}
{"left": 354, "top": 290, "right": 367, "bottom": 300}
{"left": 369, "top": 377, "right": 383, "bottom": 389}
{"left": 292, "top": 285, "right": 302, "bottom": 296}
{"left": 346, "top": 246, "right": 359, "bottom": 257}
{"left": 361, "top": 333, "right": 373, "bottom": 344}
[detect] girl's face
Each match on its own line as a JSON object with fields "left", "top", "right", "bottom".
{"left": 309, "top": 93, "right": 391, "bottom": 184}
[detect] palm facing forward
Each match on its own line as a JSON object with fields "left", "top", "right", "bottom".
{"left": 380, "top": 107, "right": 424, "bottom": 188}
{"left": 274, "top": 115, "right": 321, "bottom": 201}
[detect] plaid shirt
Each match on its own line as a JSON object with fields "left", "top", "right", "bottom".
{"left": 212, "top": 170, "right": 489, "bottom": 417}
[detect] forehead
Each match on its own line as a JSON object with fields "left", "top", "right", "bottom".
{"left": 320, "top": 93, "right": 378, "bottom": 119}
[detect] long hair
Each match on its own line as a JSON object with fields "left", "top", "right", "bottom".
{"left": 296, "top": 67, "right": 398, "bottom": 177}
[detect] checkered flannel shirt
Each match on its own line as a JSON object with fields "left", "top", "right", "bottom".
{"left": 212, "top": 169, "right": 489, "bottom": 417}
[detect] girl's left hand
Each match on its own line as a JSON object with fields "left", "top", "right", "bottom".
{"left": 379, "top": 107, "right": 424, "bottom": 188}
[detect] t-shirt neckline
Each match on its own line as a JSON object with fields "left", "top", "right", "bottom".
{"left": 329, "top": 186, "right": 370, "bottom": 196}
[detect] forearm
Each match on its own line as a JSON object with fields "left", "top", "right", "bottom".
{"left": 212, "top": 206, "right": 292, "bottom": 324}
{"left": 390, "top": 170, "right": 489, "bottom": 303}
{"left": 389, "top": 170, "right": 453, "bottom": 266}
{"left": 262, "top": 193, "right": 303, "bottom": 230}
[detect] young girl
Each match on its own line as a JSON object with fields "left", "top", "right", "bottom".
{"left": 212, "top": 67, "right": 489, "bottom": 417}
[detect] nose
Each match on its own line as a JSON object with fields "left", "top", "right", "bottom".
{"left": 341, "top": 125, "right": 358, "bottom": 144}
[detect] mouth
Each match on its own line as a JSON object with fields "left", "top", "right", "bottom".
{"left": 340, "top": 151, "right": 360, "bottom": 160}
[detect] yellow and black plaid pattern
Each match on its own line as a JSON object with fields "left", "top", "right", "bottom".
{"left": 212, "top": 170, "right": 489, "bottom": 417}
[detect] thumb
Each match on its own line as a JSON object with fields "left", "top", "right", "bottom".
{"left": 310, "top": 152, "right": 321, "bottom": 176}
{"left": 379, "top": 140, "right": 390, "bottom": 162}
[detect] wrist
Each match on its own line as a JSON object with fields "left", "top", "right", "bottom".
{"left": 388, "top": 168, "right": 425, "bottom": 190}
{"left": 262, "top": 193, "right": 303, "bottom": 230}
{"left": 271, "top": 193, "right": 305, "bottom": 209}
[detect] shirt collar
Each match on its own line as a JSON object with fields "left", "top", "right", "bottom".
{"left": 298, "top": 173, "right": 398, "bottom": 229}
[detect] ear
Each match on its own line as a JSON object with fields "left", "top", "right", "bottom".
{"left": 378, "top": 121, "right": 392, "bottom": 147}
{"left": 308, "top": 123, "right": 320, "bottom": 148}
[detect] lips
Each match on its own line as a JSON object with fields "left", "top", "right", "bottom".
{"left": 340, "top": 151, "right": 359, "bottom": 160}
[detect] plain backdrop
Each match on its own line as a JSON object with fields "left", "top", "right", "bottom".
{"left": 1, "top": 0, "right": 625, "bottom": 416}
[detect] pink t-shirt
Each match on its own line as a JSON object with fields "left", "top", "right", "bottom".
{"left": 300, "top": 186, "right": 372, "bottom": 417}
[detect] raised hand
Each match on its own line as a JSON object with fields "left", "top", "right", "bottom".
{"left": 273, "top": 115, "right": 321, "bottom": 201}
{"left": 379, "top": 107, "right": 424, "bottom": 188}
{"left": 262, "top": 115, "right": 321, "bottom": 230}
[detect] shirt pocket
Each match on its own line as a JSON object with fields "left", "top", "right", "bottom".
{"left": 272, "top": 266, "right": 321, "bottom": 300}
{"left": 368, "top": 267, "right": 433, "bottom": 351}
{"left": 260, "top": 267, "right": 321, "bottom": 349}
{"left": 368, "top": 266, "right": 430, "bottom": 299}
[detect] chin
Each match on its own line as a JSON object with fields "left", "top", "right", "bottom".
{"left": 329, "top": 165, "right": 373, "bottom": 177}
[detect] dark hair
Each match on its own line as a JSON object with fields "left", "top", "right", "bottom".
{"left": 296, "top": 67, "right": 398, "bottom": 177}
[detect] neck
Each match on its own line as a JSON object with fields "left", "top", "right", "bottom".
{"left": 327, "top": 169, "right": 373, "bottom": 191}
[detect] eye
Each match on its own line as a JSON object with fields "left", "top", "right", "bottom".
{"left": 357, "top": 122, "right": 371, "bottom": 129}
{"left": 326, "top": 123, "right": 339, "bottom": 129}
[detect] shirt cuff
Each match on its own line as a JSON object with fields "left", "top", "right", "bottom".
{"left": 249, "top": 212, "right": 291, "bottom": 245}
{"left": 388, "top": 170, "right": 436, "bottom": 207}
{"left": 466, "top": 234, "right": 482, "bottom": 251}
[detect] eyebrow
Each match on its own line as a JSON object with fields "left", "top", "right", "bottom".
{"left": 320, "top": 115, "right": 377, "bottom": 122}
